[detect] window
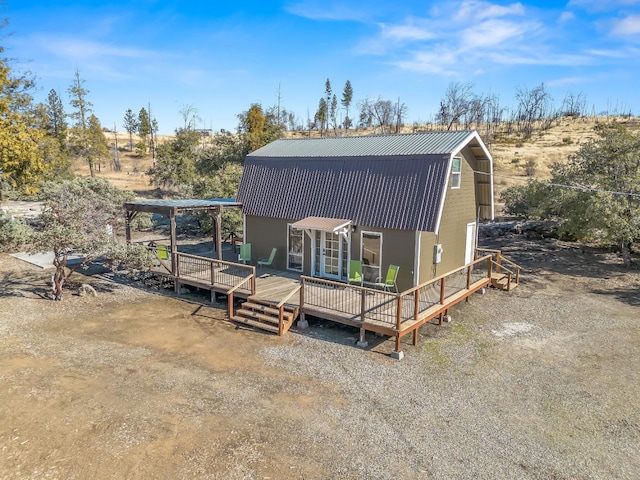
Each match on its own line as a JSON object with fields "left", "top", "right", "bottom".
{"left": 451, "top": 156, "right": 462, "bottom": 189}
{"left": 287, "top": 225, "right": 303, "bottom": 271}
{"left": 361, "top": 231, "right": 382, "bottom": 283}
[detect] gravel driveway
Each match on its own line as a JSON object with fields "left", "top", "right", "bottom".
{"left": 0, "top": 236, "right": 638, "bottom": 479}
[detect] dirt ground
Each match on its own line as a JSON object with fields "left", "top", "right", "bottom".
{"left": 1, "top": 237, "right": 639, "bottom": 479}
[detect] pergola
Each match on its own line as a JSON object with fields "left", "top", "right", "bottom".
{"left": 124, "top": 198, "right": 242, "bottom": 275}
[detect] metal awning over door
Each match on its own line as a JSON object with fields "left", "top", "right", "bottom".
{"left": 291, "top": 216, "right": 352, "bottom": 233}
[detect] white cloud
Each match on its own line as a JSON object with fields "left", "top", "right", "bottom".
{"left": 379, "top": 21, "right": 435, "bottom": 41}
{"left": 559, "top": 11, "right": 575, "bottom": 22}
{"left": 284, "top": 1, "right": 369, "bottom": 21}
{"left": 455, "top": 0, "right": 525, "bottom": 21}
{"left": 392, "top": 49, "right": 459, "bottom": 75}
{"left": 460, "top": 19, "right": 532, "bottom": 48}
{"left": 611, "top": 15, "right": 640, "bottom": 35}
{"left": 31, "top": 35, "right": 152, "bottom": 60}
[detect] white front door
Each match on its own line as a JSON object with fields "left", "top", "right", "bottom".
{"left": 465, "top": 222, "right": 476, "bottom": 265}
{"left": 320, "top": 231, "right": 342, "bottom": 280}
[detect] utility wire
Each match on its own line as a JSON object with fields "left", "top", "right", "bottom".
{"left": 473, "top": 170, "right": 640, "bottom": 199}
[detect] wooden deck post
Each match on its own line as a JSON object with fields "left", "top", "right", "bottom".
{"left": 228, "top": 291, "right": 234, "bottom": 319}
{"left": 251, "top": 268, "right": 256, "bottom": 295}
{"left": 413, "top": 288, "right": 420, "bottom": 321}
{"left": 169, "top": 210, "right": 177, "bottom": 277}
{"left": 466, "top": 265, "right": 472, "bottom": 302}
{"left": 438, "top": 277, "right": 446, "bottom": 325}
{"left": 297, "top": 278, "right": 309, "bottom": 329}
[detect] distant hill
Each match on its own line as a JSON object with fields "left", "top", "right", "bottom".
{"left": 83, "top": 116, "right": 640, "bottom": 204}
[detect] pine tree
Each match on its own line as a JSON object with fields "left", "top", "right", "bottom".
{"left": 136, "top": 107, "right": 151, "bottom": 155}
{"left": 341, "top": 80, "right": 353, "bottom": 130}
{"left": 324, "top": 78, "right": 332, "bottom": 133}
{"left": 123, "top": 108, "right": 138, "bottom": 152}
{"left": 67, "top": 69, "right": 96, "bottom": 176}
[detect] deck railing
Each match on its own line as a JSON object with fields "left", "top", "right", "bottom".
{"left": 300, "top": 276, "right": 398, "bottom": 326}
{"left": 175, "top": 252, "right": 254, "bottom": 291}
{"left": 227, "top": 272, "right": 257, "bottom": 319}
{"left": 476, "top": 247, "right": 521, "bottom": 290}
{"left": 300, "top": 255, "right": 493, "bottom": 331}
{"left": 397, "top": 254, "right": 492, "bottom": 325}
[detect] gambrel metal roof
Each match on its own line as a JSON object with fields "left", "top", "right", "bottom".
{"left": 238, "top": 131, "right": 494, "bottom": 232}
{"left": 248, "top": 130, "right": 478, "bottom": 158}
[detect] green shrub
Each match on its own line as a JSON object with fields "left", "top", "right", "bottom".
{"left": 0, "top": 211, "right": 32, "bottom": 252}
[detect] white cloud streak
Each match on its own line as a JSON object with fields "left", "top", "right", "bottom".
{"left": 611, "top": 15, "right": 640, "bottom": 35}
{"left": 29, "top": 35, "right": 153, "bottom": 60}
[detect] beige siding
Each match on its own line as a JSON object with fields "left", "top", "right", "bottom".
{"left": 245, "top": 215, "right": 292, "bottom": 271}
{"left": 418, "top": 231, "right": 437, "bottom": 283}
{"left": 433, "top": 151, "right": 477, "bottom": 277}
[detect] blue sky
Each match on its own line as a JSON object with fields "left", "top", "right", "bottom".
{"left": 4, "top": 0, "right": 640, "bottom": 134}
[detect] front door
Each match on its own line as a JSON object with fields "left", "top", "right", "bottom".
{"left": 465, "top": 222, "right": 476, "bottom": 265}
{"left": 320, "top": 231, "right": 342, "bottom": 280}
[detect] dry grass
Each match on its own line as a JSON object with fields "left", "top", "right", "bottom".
{"left": 83, "top": 116, "right": 640, "bottom": 198}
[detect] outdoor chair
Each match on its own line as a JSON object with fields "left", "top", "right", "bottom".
{"left": 257, "top": 248, "right": 277, "bottom": 269}
{"left": 348, "top": 259, "right": 363, "bottom": 286}
{"left": 156, "top": 244, "right": 169, "bottom": 261}
{"left": 375, "top": 264, "right": 399, "bottom": 293}
{"left": 238, "top": 243, "right": 251, "bottom": 264}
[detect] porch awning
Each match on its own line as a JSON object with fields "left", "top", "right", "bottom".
{"left": 291, "top": 216, "right": 352, "bottom": 233}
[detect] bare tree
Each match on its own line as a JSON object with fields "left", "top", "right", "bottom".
{"left": 358, "top": 96, "right": 396, "bottom": 134}
{"left": 560, "top": 91, "right": 587, "bottom": 117}
{"left": 436, "top": 82, "right": 474, "bottom": 130}
{"left": 515, "top": 83, "right": 552, "bottom": 138}
{"left": 179, "top": 104, "right": 200, "bottom": 130}
{"left": 395, "top": 98, "right": 407, "bottom": 133}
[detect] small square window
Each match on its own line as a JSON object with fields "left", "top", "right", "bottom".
{"left": 451, "top": 157, "right": 462, "bottom": 189}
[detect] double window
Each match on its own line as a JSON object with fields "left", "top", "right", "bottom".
{"left": 451, "top": 156, "right": 462, "bottom": 189}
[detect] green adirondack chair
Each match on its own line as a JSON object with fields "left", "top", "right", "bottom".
{"left": 375, "top": 264, "right": 399, "bottom": 293}
{"left": 238, "top": 243, "right": 251, "bottom": 264}
{"left": 348, "top": 260, "right": 363, "bottom": 286}
{"left": 258, "top": 248, "right": 277, "bottom": 269}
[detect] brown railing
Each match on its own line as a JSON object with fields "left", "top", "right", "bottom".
{"left": 227, "top": 273, "right": 256, "bottom": 319}
{"left": 300, "top": 254, "right": 493, "bottom": 332}
{"left": 300, "top": 276, "right": 398, "bottom": 327}
{"left": 476, "top": 247, "right": 521, "bottom": 291}
{"left": 175, "top": 252, "right": 254, "bottom": 291}
{"left": 397, "top": 255, "right": 492, "bottom": 325}
{"left": 276, "top": 285, "right": 302, "bottom": 335}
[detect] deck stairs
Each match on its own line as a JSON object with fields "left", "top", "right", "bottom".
{"left": 490, "top": 271, "right": 518, "bottom": 291}
{"left": 232, "top": 297, "right": 299, "bottom": 335}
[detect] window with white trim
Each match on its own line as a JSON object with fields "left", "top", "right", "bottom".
{"left": 451, "top": 156, "right": 462, "bottom": 189}
{"left": 361, "top": 231, "right": 382, "bottom": 283}
{"left": 287, "top": 224, "right": 303, "bottom": 271}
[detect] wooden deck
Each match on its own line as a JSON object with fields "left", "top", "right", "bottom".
{"left": 147, "top": 247, "right": 520, "bottom": 357}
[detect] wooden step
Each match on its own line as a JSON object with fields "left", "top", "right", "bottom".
{"left": 231, "top": 316, "right": 280, "bottom": 334}
{"left": 492, "top": 276, "right": 518, "bottom": 291}
{"left": 236, "top": 308, "right": 285, "bottom": 325}
{"left": 241, "top": 301, "right": 296, "bottom": 318}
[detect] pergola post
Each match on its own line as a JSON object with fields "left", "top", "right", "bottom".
{"left": 125, "top": 211, "right": 136, "bottom": 244}
{"left": 213, "top": 207, "right": 223, "bottom": 260}
{"left": 169, "top": 209, "right": 177, "bottom": 277}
